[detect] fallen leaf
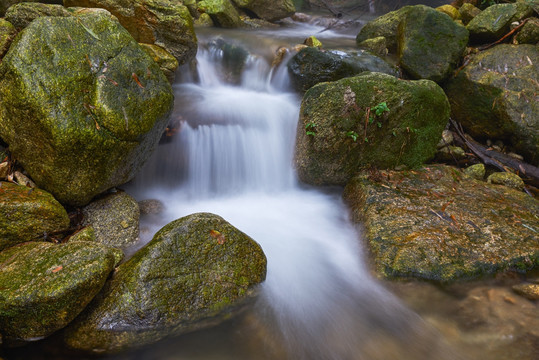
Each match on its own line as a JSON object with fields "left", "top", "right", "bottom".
{"left": 52, "top": 266, "right": 63, "bottom": 273}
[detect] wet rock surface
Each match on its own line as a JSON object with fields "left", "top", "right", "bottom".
{"left": 64, "top": 0, "right": 197, "bottom": 64}
{"left": 295, "top": 72, "right": 449, "bottom": 185}
{"left": 444, "top": 44, "right": 538, "bottom": 165}
{"left": 81, "top": 191, "right": 140, "bottom": 249}
{"left": 64, "top": 212, "right": 267, "bottom": 353}
{"left": 0, "top": 11, "right": 173, "bottom": 206}
{"left": 4, "top": 2, "right": 72, "bottom": 31}
{"left": 0, "top": 182, "right": 70, "bottom": 251}
{"left": 287, "top": 46, "right": 398, "bottom": 92}
{"left": 344, "top": 164, "right": 539, "bottom": 282}
{"left": 0, "top": 241, "right": 116, "bottom": 343}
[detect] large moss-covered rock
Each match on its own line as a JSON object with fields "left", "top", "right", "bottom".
{"left": 198, "top": 0, "right": 242, "bottom": 28}
{"left": 444, "top": 44, "right": 538, "bottom": 165}
{"left": 397, "top": 5, "right": 469, "bottom": 82}
{"left": 64, "top": 212, "right": 267, "bottom": 353}
{"left": 287, "top": 47, "right": 398, "bottom": 92}
{"left": 81, "top": 191, "right": 140, "bottom": 249}
{"left": 343, "top": 164, "right": 539, "bottom": 282}
{"left": 64, "top": 0, "right": 197, "bottom": 64}
{"left": 4, "top": 2, "right": 72, "bottom": 31}
{"left": 232, "top": 0, "right": 295, "bottom": 22}
{"left": 0, "top": 19, "right": 16, "bottom": 60}
{"left": 295, "top": 72, "right": 449, "bottom": 186}
{"left": 0, "top": 241, "right": 116, "bottom": 342}
{"left": 0, "top": 182, "right": 69, "bottom": 251}
{"left": 0, "top": 11, "right": 173, "bottom": 206}
{"left": 356, "top": 6, "right": 413, "bottom": 53}
{"left": 467, "top": 3, "right": 533, "bottom": 43}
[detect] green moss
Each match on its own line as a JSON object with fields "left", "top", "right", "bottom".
{"left": 64, "top": 213, "right": 266, "bottom": 353}
{"left": 344, "top": 164, "right": 539, "bottom": 283}
{"left": 0, "top": 241, "right": 116, "bottom": 341}
{"left": 0, "top": 12, "right": 174, "bottom": 206}
{"left": 0, "top": 182, "right": 70, "bottom": 250}
{"left": 295, "top": 72, "right": 449, "bottom": 185}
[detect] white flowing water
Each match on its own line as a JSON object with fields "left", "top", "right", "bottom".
{"left": 127, "top": 31, "right": 465, "bottom": 360}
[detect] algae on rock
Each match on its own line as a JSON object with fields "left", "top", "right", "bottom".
{"left": 0, "top": 182, "right": 70, "bottom": 251}
{"left": 0, "top": 241, "right": 116, "bottom": 343}
{"left": 295, "top": 72, "right": 449, "bottom": 186}
{"left": 0, "top": 11, "right": 173, "bottom": 206}
{"left": 64, "top": 212, "right": 267, "bottom": 353}
{"left": 344, "top": 164, "right": 539, "bottom": 282}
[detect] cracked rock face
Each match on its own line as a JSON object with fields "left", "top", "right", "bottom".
{"left": 0, "top": 10, "right": 173, "bottom": 206}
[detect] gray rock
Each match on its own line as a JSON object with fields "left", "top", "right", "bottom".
{"left": 82, "top": 191, "right": 140, "bottom": 249}
{"left": 467, "top": 3, "right": 533, "bottom": 43}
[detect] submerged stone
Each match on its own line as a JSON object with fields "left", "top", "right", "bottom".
{"left": 295, "top": 72, "right": 449, "bottom": 186}
{"left": 64, "top": 212, "right": 267, "bottom": 353}
{"left": 344, "top": 164, "right": 539, "bottom": 282}
{"left": 0, "top": 11, "right": 173, "bottom": 206}
{"left": 0, "top": 182, "right": 70, "bottom": 251}
{"left": 0, "top": 241, "right": 116, "bottom": 343}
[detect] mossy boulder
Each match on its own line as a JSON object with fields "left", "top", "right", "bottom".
{"left": 81, "top": 191, "right": 140, "bottom": 249}
{"left": 197, "top": 0, "right": 242, "bottom": 28}
{"left": 356, "top": 36, "right": 388, "bottom": 57}
{"left": 0, "top": 241, "right": 117, "bottom": 343}
{"left": 64, "top": 212, "right": 267, "bottom": 353}
{"left": 487, "top": 171, "right": 525, "bottom": 190}
{"left": 287, "top": 47, "right": 398, "bottom": 92}
{"left": 343, "top": 164, "right": 539, "bottom": 283}
{"left": 356, "top": 5, "right": 412, "bottom": 53}
{"left": 515, "top": 16, "right": 539, "bottom": 44}
{"left": 64, "top": 0, "right": 197, "bottom": 64}
{"left": 444, "top": 44, "right": 538, "bottom": 165}
{"left": 0, "top": 182, "right": 69, "bottom": 251}
{"left": 436, "top": 4, "right": 460, "bottom": 20}
{"left": 295, "top": 72, "right": 450, "bottom": 186}
{"left": 0, "top": 11, "right": 173, "bottom": 206}
{"left": 139, "top": 43, "right": 179, "bottom": 83}
{"left": 1, "top": 0, "right": 59, "bottom": 17}
{"left": 4, "top": 2, "right": 72, "bottom": 31}
{"left": 232, "top": 0, "right": 295, "bottom": 22}
{"left": 467, "top": 2, "right": 534, "bottom": 43}
{"left": 458, "top": 3, "right": 481, "bottom": 25}
{"left": 0, "top": 19, "right": 16, "bottom": 60}
{"left": 397, "top": 5, "right": 469, "bottom": 82}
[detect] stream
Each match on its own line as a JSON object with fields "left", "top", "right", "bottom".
{"left": 122, "top": 21, "right": 465, "bottom": 360}
{"left": 2, "top": 13, "right": 536, "bottom": 360}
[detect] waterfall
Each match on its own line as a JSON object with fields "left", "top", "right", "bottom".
{"left": 129, "top": 35, "right": 464, "bottom": 360}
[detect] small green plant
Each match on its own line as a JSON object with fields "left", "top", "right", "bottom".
{"left": 346, "top": 131, "right": 359, "bottom": 142}
{"left": 305, "top": 122, "right": 317, "bottom": 136}
{"left": 373, "top": 102, "right": 390, "bottom": 116}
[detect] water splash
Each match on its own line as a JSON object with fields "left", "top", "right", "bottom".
{"left": 129, "top": 35, "right": 464, "bottom": 360}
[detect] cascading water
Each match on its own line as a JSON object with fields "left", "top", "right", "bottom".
{"left": 128, "top": 31, "right": 465, "bottom": 360}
